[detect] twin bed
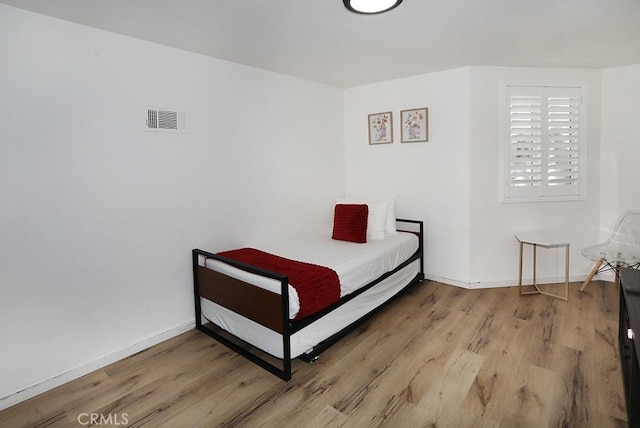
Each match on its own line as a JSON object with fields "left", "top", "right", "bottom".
{"left": 192, "top": 201, "right": 424, "bottom": 380}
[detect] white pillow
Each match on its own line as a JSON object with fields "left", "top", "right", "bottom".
{"left": 385, "top": 196, "right": 398, "bottom": 234}
{"left": 336, "top": 196, "right": 396, "bottom": 240}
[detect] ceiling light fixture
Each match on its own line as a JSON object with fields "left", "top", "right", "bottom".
{"left": 343, "top": 0, "right": 403, "bottom": 14}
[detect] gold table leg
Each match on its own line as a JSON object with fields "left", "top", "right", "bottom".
{"left": 519, "top": 242, "right": 543, "bottom": 296}
{"left": 518, "top": 241, "right": 569, "bottom": 301}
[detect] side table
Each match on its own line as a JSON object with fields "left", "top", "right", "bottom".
{"left": 515, "top": 230, "right": 570, "bottom": 302}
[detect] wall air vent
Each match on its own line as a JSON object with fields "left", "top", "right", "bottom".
{"left": 145, "top": 108, "right": 187, "bottom": 133}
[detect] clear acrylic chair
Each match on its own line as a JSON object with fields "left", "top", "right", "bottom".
{"left": 580, "top": 209, "right": 640, "bottom": 291}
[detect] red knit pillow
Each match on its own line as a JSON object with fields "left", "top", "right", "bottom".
{"left": 332, "top": 204, "right": 368, "bottom": 243}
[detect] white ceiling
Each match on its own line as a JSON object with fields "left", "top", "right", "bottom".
{"left": 3, "top": 0, "right": 640, "bottom": 88}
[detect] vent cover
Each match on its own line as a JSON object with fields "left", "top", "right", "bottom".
{"left": 145, "top": 108, "right": 187, "bottom": 132}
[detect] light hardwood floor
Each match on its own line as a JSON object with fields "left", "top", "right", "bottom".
{"left": 1, "top": 281, "right": 627, "bottom": 427}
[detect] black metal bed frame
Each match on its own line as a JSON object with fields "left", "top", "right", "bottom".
{"left": 192, "top": 219, "right": 424, "bottom": 381}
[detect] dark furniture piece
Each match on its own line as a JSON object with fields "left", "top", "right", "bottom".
{"left": 619, "top": 267, "right": 640, "bottom": 427}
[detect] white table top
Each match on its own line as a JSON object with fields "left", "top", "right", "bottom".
{"left": 515, "top": 230, "right": 571, "bottom": 247}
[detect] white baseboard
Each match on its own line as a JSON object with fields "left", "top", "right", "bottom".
{"left": 425, "top": 273, "right": 596, "bottom": 289}
{"left": 424, "top": 274, "right": 474, "bottom": 288}
{"left": 0, "top": 320, "right": 195, "bottom": 412}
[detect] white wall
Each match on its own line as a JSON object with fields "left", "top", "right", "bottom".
{"left": 600, "top": 64, "right": 640, "bottom": 231}
{"left": 345, "top": 66, "right": 603, "bottom": 287}
{"left": 0, "top": 5, "right": 344, "bottom": 409}
{"left": 344, "top": 68, "right": 472, "bottom": 284}
{"left": 468, "top": 67, "right": 602, "bottom": 286}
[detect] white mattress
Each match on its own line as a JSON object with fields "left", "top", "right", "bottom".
{"left": 204, "top": 232, "right": 418, "bottom": 319}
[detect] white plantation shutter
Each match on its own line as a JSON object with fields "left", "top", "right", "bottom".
{"left": 509, "top": 88, "right": 542, "bottom": 191}
{"left": 502, "top": 85, "right": 585, "bottom": 202}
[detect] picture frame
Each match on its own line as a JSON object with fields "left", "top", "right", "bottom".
{"left": 368, "top": 112, "right": 393, "bottom": 145}
{"left": 401, "top": 108, "right": 428, "bottom": 143}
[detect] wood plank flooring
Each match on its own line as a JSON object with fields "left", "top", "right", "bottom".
{"left": 1, "top": 281, "right": 627, "bottom": 427}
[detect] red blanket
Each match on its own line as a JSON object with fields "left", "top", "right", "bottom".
{"left": 217, "top": 248, "right": 340, "bottom": 320}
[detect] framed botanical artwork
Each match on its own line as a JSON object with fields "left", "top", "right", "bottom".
{"left": 401, "top": 108, "right": 428, "bottom": 143}
{"left": 368, "top": 112, "right": 393, "bottom": 145}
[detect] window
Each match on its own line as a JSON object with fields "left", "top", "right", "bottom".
{"left": 501, "top": 85, "right": 585, "bottom": 202}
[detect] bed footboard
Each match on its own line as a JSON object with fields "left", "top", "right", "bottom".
{"left": 192, "top": 249, "right": 293, "bottom": 380}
